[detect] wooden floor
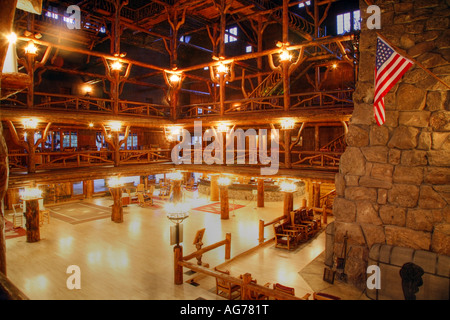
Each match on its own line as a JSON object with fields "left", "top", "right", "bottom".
{"left": 4, "top": 189, "right": 366, "bottom": 300}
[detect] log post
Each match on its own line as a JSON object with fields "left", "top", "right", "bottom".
{"left": 257, "top": 178, "right": 264, "bottom": 208}
{"left": 225, "top": 233, "right": 231, "bottom": 260}
{"left": 219, "top": 184, "right": 229, "bottom": 220}
{"left": 259, "top": 220, "right": 265, "bottom": 244}
{"left": 283, "top": 192, "right": 294, "bottom": 222}
{"left": 110, "top": 186, "right": 123, "bottom": 223}
{"left": 210, "top": 174, "right": 219, "bottom": 201}
{"left": 241, "top": 273, "right": 252, "bottom": 300}
{"left": 83, "top": 180, "right": 94, "bottom": 199}
{"left": 174, "top": 244, "right": 183, "bottom": 285}
{"left": 172, "top": 179, "right": 182, "bottom": 203}
{"left": 322, "top": 204, "right": 328, "bottom": 225}
{"left": 24, "top": 198, "right": 40, "bottom": 243}
{"left": 284, "top": 129, "right": 292, "bottom": 169}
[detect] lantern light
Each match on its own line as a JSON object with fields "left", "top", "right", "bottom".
{"left": 19, "top": 187, "right": 43, "bottom": 200}
{"left": 7, "top": 32, "right": 17, "bottom": 44}
{"left": 110, "top": 60, "right": 123, "bottom": 71}
{"left": 218, "top": 177, "right": 232, "bottom": 186}
{"left": 108, "top": 176, "right": 125, "bottom": 188}
{"left": 280, "top": 118, "right": 295, "bottom": 130}
{"left": 22, "top": 118, "right": 38, "bottom": 129}
{"left": 279, "top": 49, "right": 292, "bottom": 62}
{"left": 24, "top": 41, "right": 38, "bottom": 55}
{"left": 279, "top": 180, "right": 297, "bottom": 193}
{"left": 109, "top": 121, "right": 122, "bottom": 132}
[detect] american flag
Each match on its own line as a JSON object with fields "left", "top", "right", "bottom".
{"left": 374, "top": 37, "right": 413, "bottom": 126}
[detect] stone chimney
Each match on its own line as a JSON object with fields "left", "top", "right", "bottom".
{"left": 333, "top": 0, "right": 450, "bottom": 289}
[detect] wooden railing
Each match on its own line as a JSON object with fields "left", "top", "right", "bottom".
{"left": 179, "top": 89, "right": 354, "bottom": 119}
{"left": 2, "top": 92, "right": 171, "bottom": 118}
{"left": 7, "top": 149, "right": 171, "bottom": 171}
{"left": 0, "top": 272, "right": 29, "bottom": 300}
{"left": 291, "top": 151, "right": 342, "bottom": 169}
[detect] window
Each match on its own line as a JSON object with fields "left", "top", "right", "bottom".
{"left": 179, "top": 35, "right": 191, "bottom": 43}
{"left": 337, "top": 10, "right": 361, "bottom": 35}
{"left": 63, "top": 131, "right": 78, "bottom": 149}
{"left": 353, "top": 10, "right": 361, "bottom": 31}
{"left": 225, "top": 27, "right": 238, "bottom": 43}
{"left": 246, "top": 45, "right": 252, "bottom": 53}
{"left": 127, "top": 133, "right": 138, "bottom": 150}
{"left": 45, "top": 6, "right": 59, "bottom": 20}
{"left": 96, "top": 132, "right": 106, "bottom": 150}
{"left": 298, "top": 1, "right": 311, "bottom": 8}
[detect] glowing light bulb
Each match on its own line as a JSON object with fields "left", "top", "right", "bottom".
{"left": 7, "top": 32, "right": 17, "bottom": 44}
{"left": 279, "top": 49, "right": 292, "bottom": 62}
{"left": 110, "top": 60, "right": 122, "bottom": 71}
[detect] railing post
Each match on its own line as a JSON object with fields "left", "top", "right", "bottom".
{"left": 241, "top": 273, "right": 252, "bottom": 300}
{"left": 259, "top": 219, "right": 265, "bottom": 244}
{"left": 174, "top": 245, "right": 183, "bottom": 285}
{"left": 225, "top": 233, "right": 231, "bottom": 260}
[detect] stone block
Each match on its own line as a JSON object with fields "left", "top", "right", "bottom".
{"left": 413, "top": 250, "right": 438, "bottom": 274}
{"left": 426, "top": 17, "right": 449, "bottom": 30}
{"left": 390, "top": 246, "right": 414, "bottom": 268}
{"left": 419, "top": 185, "right": 447, "bottom": 209}
{"left": 432, "top": 132, "right": 450, "bottom": 150}
{"left": 431, "top": 223, "right": 450, "bottom": 256}
{"left": 334, "top": 221, "right": 366, "bottom": 246}
{"left": 359, "top": 176, "right": 393, "bottom": 189}
{"left": 388, "top": 184, "right": 420, "bottom": 207}
{"left": 436, "top": 254, "right": 450, "bottom": 277}
{"left": 424, "top": 167, "right": 450, "bottom": 184}
{"left": 368, "top": 243, "right": 382, "bottom": 261}
{"left": 385, "top": 111, "right": 399, "bottom": 127}
{"left": 418, "top": 52, "right": 449, "bottom": 69}
{"left": 388, "top": 126, "right": 419, "bottom": 149}
{"left": 339, "top": 147, "right": 366, "bottom": 176}
{"left": 378, "top": 189, "right": 388, "bottom": 205}
{"left": 417, "top": 131, "right": 432, "bottom": 150}
{"left": 344, "top": 175, "right": 360, "bottom": 187}
{"left": 407, "top": 41, "right": 435, "bottom": 58}
{"left": 335, "top": 173, "right": 345, "bottom": 196}
{"left": 430, "top": 111, "right": 450, "bottom": 132}
{"left": 361, "top": 224, "right": 386, "bottom": 249}
{"left": 393, "top": 165, "right": 424, "bottom": 185}
{"left": 379, "top": 244, "right": 393, "bottom": 264}
{"left": 426, "top": 91, "right": 448, "bottom": 111}
{"left": 396, "top": 83, "right": 426, "bottom": 110}
{"left": 356, "top": 201, "right": 383, "bottom": 226}
{"left": 401, "top": 150, "right": 428, "bottom": 166}
{"left": 351, "top": 102, "right": 376, "bottom": 125}
{"left": 388, "top": 148, "right": 401, "bottom": 165}
{"left": 370, "top": 125, "right": 389, "bottom": 146}
{"left": 345, "top": 186, "right": 378, "bottom": 202}
{"left": 361, "top": 146, "right": 388, "bottom": 163}
{"left": 379, "top": 205, "right": 407, "bottom": 227}
{"left": 398, "top": 111, "right": 431, "bottom": 128}
{"left": 346, "top": 125, "right": 369, "bottom": 147}
{"left": 385, "top": 225, "right": 431, "bottom": 250}
{"left": 333, "top": 197, "right": 356, "bottom": 223}
{"left": 406, "top": 209, "right": 435, "bottom": 232}
{"left": 427, "top": 150, "right": 450, "bottom": 167}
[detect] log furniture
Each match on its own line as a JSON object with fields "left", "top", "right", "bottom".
{"left": 273, "top": 283, "right": 295, "bottom": 299}
{"left": 273, "top": 222, "right": 298, "bottom": 250}
{"left": 137, "top": 193, "right": 152, "bottom": 207}
{"left": 214, "top": 267, "right": 241, "bottom": 300}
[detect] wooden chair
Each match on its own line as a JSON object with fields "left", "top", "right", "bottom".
{"left": 273, "top": 223, "right": 297, "bottom": 250}
{"left": 185, "top": 177, "right": 196, "bottom": 191}
{"left": 307, "top": 208, "right": 322, "bottom": 229}
{"left": 273, "top": 283, "right": 295, "bottom": 299}
{"left": 291, "top": 209, "right": 315, "bottom": 239}
{"left": 214, "top": 268, "right": 241, "bottom": 300}
{"left": 136, "top": 184, "right": 145, "bottom": 193}
{"left": 12, "top": 203, "right": 24, "bottom": 228}
{"left": 281, "top": 221, "right": 306, "bottom": 244}
{"left": 159, "top": 185, "right": 172, "bottom": 200}
{"left": 240, "top": 276, "right": 270, "bottom": 300}
{"left": 137, "top": 193, "right": 152, "bottom": 207}
{"left": 313, "top": 292, "right": 341, "bottom": 300}
{"left": 38, "top": 199, "right": 50, "bottom": 226}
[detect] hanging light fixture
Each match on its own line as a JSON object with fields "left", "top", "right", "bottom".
{"left": 22, "top": 118, "right": 38, "bottom": 129}
{"left": 24, "top": 41, "right": 38, "bottom": 55}
{"left": 280, "top": 118, "right": 295, "bottom": 130}
{"left": 110, "top": 60, "right": 123, "bottom": 71}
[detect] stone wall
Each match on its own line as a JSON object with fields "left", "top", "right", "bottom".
{"left": 333, "top": 0, "right": 450, "bottom": 289}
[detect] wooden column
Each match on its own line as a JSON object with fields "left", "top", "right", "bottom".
{"left": 219, "top": 185, "right": 229, "bottom": 220}
{"left": 313, "top": 181, "right": 321, "bottom": 208}
{"left": 83, "top": 180, "right": 94, "bottom": 199}
{"left": 110, "top": 187, "right": 123, "bottom": 223}
{"left": 24, "top": 199, "right": 40, "bottom": 243}
{"left": 257, "top": 178, "right": 264, "bottom": 208}
{"left": 283, "top": 192, "right": 294, "bottom": 222}
{"left": 284, "top": 129, "right": 292, "bottom": 169}
{"left": 314, "top": 125, "right": 320, "bottom": 151}
{"left": 174, "top": 244, "right": 183, "bottom": 285}
{"left": 172, "top": 179, "right": 182, "bottom": 203}
{"left": 210, "top": 174, "right": 219, "bottom": 201}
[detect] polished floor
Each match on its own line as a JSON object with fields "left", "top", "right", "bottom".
{"left": 4, "top": 188, "right": 366, "bottom": 300}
